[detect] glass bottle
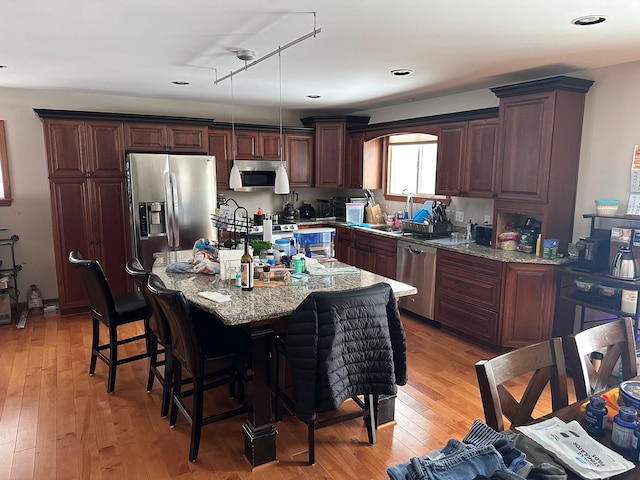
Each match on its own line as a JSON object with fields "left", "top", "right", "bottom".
{"left": 240, "top": 238, "right": 254, "bottom": 291}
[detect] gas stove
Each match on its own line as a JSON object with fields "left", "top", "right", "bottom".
{"left": 248, "top": 223, "right": 299, "bottom": 234}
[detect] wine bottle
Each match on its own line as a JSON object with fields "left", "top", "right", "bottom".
{"left": 241, "top": 240, "right": 254, "bottom": 291}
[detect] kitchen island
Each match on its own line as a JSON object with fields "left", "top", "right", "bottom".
{"left": 152, "top": 250, "right": 416, "bottom": 468}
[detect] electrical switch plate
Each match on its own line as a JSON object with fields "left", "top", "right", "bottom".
{"left": 455, "top": 211, "right": 464, "bottom": 222}
{"left": 484, "top": 215, "right": 491, "bottom": 224}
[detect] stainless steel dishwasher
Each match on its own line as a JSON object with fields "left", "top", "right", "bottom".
{"left": 396, "top": 240, "right": 437, "bottom": 319}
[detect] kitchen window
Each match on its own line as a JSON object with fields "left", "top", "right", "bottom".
{"left": 385, "top": 133, "right": 444, "bottom": 202}
{"left": 0, "top": 121, "right": 12, "bottom": 206}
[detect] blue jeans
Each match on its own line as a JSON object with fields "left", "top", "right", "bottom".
{"left": 387, "top": 439, "right": 526, "bottom": 480}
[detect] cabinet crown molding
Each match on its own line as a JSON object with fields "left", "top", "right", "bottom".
{"left": 491, "top": 75, "right": 594, "bottom": 98}
{"left": 34, "top": 109, "right": 214, "bottom": 126}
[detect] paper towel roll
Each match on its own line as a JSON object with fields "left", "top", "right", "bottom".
{"left": 263, "top": 219, "right": 273, "bottom": 242}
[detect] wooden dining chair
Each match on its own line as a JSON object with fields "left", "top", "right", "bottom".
{"left": 146, "top": 273, "right": 251, "bottom": 462}
{"left": 68, "top": 251, "right": 150, "bottom": 393}
{"left": 565, "top": 317, "right": 638, "bottom": 401}
{"left": 274, "top": 282, "right": 407, "bottom": 465}
{"left": 125, "top": 258, "right": 174, "bottom": 418}
{"left": 475, "top": 337, "right": 568, "bottom": 431}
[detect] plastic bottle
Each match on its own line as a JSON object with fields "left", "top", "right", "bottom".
{"left": 583, "top": 395, "right": 607, "bottom": 437}
{"left": 611, "top": 406, "right": 638, "bottom": 460}
{"left": 240, "top": 240, "right": 254, "bottom": 291}
{"left": 28, "top": 284, "right": 44, "bottom": 314}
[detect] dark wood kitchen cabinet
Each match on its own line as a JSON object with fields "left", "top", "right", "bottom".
{"left": 435, "top": 250, "right": 502, "bottom": 345}
{"left": 285, "top": 132, "right": 314, "bottom": 187}
{"left": 491, "top": 77, "right": 593, "bottom": 203}
{"left": 208, "top": 128, "right": 231, "bottom": 189}
{"left": 435, "top": 118, "right": 498, "bottom": 198}
{"left": 124, "top": 123, "right": 208, "bottom": 153}
{"left": 301, "top": 115, "right": 370, "bottom": 188}
{"left": 500, "top": 263, "right": 558, "bottom": 348}
{"left": 345, "top": 132, "right": 383, "bottom": 190}
{"left": 352, "top": 231, "right": 397, "bottom": 279}
{"left": 233, "top": 130, "right": 281, "bottom": 160}
{"left": 434, "top": 249, "right": 559, "bottom": 348}
{"left": 335, "top": 226, "right": 355, "bottom": 264}
{"left": 41, "top": 117, "right": 131, "bottom": 314}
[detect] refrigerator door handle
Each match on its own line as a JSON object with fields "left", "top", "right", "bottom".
{"left": 164, "top": 171, "right": 175, "bottom": 248}
{"left": 170, "top": 171, "right": 180, "bottom": 248}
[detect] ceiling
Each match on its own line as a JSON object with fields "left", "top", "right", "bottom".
{"left": 3, "top": 1, "right": 640, "bottom": 114}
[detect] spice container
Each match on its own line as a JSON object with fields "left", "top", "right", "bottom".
{"left": 611, "top": 406, "right": 638, "bottom": 460}
{"left": 543, "top": 238, "right": 559, "bottom": 259}
{"left": 583, "top": 395, "right": 607, "bottom": 437}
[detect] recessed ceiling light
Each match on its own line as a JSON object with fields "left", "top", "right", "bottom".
{"left": 572, "top": 15, "right": 606, "bottom": 26}
{"left": 391, "top": 69, "right": 413, "bottom": 77}
{"left": 171, "top": 81, "right": 190, "bottom": 85}
{"left": 307, "top": 95, "right": 321, "bottom": 99}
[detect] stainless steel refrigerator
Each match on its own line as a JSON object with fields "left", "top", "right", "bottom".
{"left": 127, "top": 153, "right": 216, "bottom": 269}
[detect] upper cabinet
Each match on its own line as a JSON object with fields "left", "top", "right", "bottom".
{"left": 285, "top": 132, "right": 314, "bottom": 187}
{"left": 44, "top": 119, "right": 125, "bottom": 178}
{"left": 491, "top": 76, "right": 593, "bottom": 203}
{"left": 234, "top": 130, "right": 281, "bottom": 160}
{"left": 435, "top": 118, "right": 498, "bottom": 198}
{"left": 345, "top": 132, "right": 383, "bottom": 190}
{"left": 208, "top": 128, "right": 231, "bottom": 189}
{"left": 124, "top": 123, "right": 208, "bottom": 153}
{"left": 301, "top": 115, "right": 370, "bottom": 188}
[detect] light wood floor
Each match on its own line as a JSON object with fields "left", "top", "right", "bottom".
{"left": 0, "top": 311, "right": 571, "bottom": 479}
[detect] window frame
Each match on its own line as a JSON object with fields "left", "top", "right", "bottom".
{"left": 0, "top": 121, "right": 12, "bottom": 206}
{"left": 382, "top": 133, "right": 449, "bottom": 204}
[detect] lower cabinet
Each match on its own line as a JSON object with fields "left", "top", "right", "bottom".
{"left": 335, "top": 227, "right": 397, "bottom": 279}
{"left": 434, "top": 249, "right": 558, "bottom": 348}
{"left": 435, "top": 250, "right": 501, "bottom": 345}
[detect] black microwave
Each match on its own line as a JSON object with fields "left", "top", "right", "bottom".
{"left": 232, "top": 160, "right": 279, "bottom": 191}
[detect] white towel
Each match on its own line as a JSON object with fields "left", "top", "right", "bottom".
{"left": 197, "top": 291, "right": 232, "bottom": 303}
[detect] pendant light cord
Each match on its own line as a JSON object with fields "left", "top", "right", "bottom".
{"left": 231, "top": 72, "right": 235, "bottom": 161}
{"left": 279, "top": 48, "right": 283, "bottom": 164}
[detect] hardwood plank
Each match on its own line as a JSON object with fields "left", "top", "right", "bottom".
{"left": 0, "top": 310, "right": 575, "bottom": 479}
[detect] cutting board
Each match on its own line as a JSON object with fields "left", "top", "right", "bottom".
{"left": 365, "top": 204, "right": 385, "bottom": 224}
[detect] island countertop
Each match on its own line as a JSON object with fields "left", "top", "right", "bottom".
{"left": 152, "top": 250, "right": 417, "bottom": 327}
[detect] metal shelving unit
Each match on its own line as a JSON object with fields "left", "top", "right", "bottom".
{"left": 0, "top": 233, "right": 21, "bottom": 324}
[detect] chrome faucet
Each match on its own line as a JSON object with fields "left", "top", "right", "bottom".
{"left": 403, "top": 191, "right": 414, "bottom": 219}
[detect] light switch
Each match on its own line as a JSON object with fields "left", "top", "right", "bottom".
{"left": 455, "top": 211, "right": 464, "bottom": 222}
{"left": 484, "top": 215, "right": 491, "bottom": 224}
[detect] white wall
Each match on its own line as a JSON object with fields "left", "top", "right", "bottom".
{"left": 2, "top": 60, "right": 640, "bottom": 301}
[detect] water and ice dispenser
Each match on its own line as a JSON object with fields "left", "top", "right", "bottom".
{"left": 137, "top": 201, "right": 166, "bottom": 237}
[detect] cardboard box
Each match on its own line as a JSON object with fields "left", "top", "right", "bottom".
{"left": 0, "top": 293, "right": 12, "bottom": 325}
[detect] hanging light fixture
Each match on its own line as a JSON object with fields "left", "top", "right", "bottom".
{"left": 274, "top": 48, "right": 290, "bottom": 195}
{"left": 228, "top": 72, "right": 243, "bottom": 189}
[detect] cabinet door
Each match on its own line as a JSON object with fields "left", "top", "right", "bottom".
{"left": 465, "top": 118, "right": 498, "bottom": 198}
{"left": 493, "top": 92, "right": 554, "bottom": 202}
{"left": 345, "top": 132, "right": 365, "bottom": 189}
{"left": 167, "top": 125, "right": 208, "bottom": 153}
{"left": 335, "top": 227, "right": 354, "bottom": 264}
{"left": 259, "top": 132, "right": 282, "bottom": 160}
{"left": 285, "top": 133, "right": 313, "bottom": 187}
{"left": 435, "top": 295, "right": 499, "bottom": 344}
{"left": 86, "top": 121, "right": 125, "bottom": 176}
{"left": 375, "top": 248, "right": 397, "bottom": 279}
{"left": 314, "top": 122, "right": 346, "bottom": 188}
{"left": 234, "top": 131, "right": 258, "bottom": 159}
{"left": 49, "top": 178, "right": 93, "bottom": 313}
{"left": 44, "top": 120, "right": 87, "bottom": 177}
{"left": 500, "top": 263, "right": 557, "bottom": 348}
{"left": 435, "top": 122, "right": 467, "bottom": 196}
{"left": 125, "top": 123, "right": 167, "bottom": 151}
{"left": 89, "top": 178, "right": 131, "bottom": 297}
{"left": 208, "top": 129, "right": 231, "bottom": 189}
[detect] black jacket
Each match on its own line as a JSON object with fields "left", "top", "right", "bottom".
{"left": 285, "top": 282, "right": 408, "bottom": 421}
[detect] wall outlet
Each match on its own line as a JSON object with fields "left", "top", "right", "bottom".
{"left": 484, "top": 215, "right": 491, "bottom": 224}
{"left": 455, "top": 211, "right": 464, "bottom": 222}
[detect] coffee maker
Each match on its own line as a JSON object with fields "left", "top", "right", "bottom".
{"left": 573, "top": 236, "right": 610, "bottom": 272}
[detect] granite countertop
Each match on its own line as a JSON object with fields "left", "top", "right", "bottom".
{"left": 297, "top": 220, "right": 574, "bottom": 266}
{"left": 152, "top": 250, "right": 417, "bottom": 327}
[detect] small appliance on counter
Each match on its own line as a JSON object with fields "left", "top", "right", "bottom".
{"left": 610, "top": 245, "right": 638, "bottom": 280}
{"left": 573, "top": 236, "right": 610, "bottom": 273}
{"left": 475, "top": 225, "right": 493, "bottom": 246}
{"left": 299, "top": 201, "right": 316, "bottom": 219}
